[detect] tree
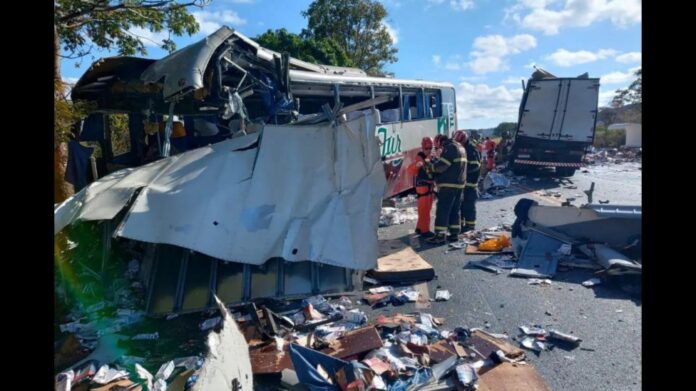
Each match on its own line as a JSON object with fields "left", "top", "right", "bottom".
{"left": 610, "top": 68, "right": 641, "bottom": 123}
{"left": 612, "top": 68, "right": 641, "bottom": 107}
{"left": 54, "top": 0, "right": 210, "bottom": 203}
{"left": 302, "top": 0, "right": 398, "bottom": 75}
{"left": 255, "top": 28, "right": 353, "bottom": 67}
{"left": 493, "top": 122, "right": 517, "bottom": 137}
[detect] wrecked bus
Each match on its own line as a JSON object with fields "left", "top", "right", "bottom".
{"left": 57, "top": 26, "right": 456, "bottom": 314}
{"left": 508, "top": 69, "right": 600, "bottom": 177}
{"left": 70, "top": 26, "right": 457, "bottom": 198}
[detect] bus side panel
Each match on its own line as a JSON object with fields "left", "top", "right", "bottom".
{"left": 377, "top": 118, "right": 445, "bottom": 198}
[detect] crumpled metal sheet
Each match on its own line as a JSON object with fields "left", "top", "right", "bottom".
{"left": 140, "top": 26, "right": 236, "bottom": 100}
{"left": 54, "top": 111, "right": 387, "bottom": 270}
{"left": 192, "top": 295, "right": 253, "bottom": 391}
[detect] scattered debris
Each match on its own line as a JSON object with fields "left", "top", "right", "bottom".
{"left": 380, "top": 206, "right": 419, "bottom": 227}
{"left": 582, "top": 278, "right": 602, "bottom": 287}
{"left": 484, "top": 172, "right": 511, "bottom": 192}
{"left": 527, "top": 279, "right": 552, "bottom": 286}
{"left": 520, "top": 337, "right": 547, "bottom": 352}
{"left": 435, "top": 290, "right": 451, "bottom": 301}
{"left": 548, "top": 329, "right": 582, "bottom": 344}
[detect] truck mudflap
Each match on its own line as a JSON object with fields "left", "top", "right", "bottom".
{"left": 513, "top": 159, "right": 583, "bottom": 168}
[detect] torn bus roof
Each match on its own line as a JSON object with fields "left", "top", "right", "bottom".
{"left": 71, "top": 26, "right": 451, "bottom": 114}
{"left": 54, "top": 110, "right": 387, "bottom": 270}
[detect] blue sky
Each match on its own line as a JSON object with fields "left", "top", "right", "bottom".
{"left": 61, "top": 0, "right": 641, "bottom": 129}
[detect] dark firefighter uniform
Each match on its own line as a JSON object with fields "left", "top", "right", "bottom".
{"left": 406, "top": 152, "right": 435, "bottom": 236}
{"left": 461, "top": 141, "right": 481, "bottom": 232}
{"left": 429, "top": 138, "right": 467, "bottom": 242}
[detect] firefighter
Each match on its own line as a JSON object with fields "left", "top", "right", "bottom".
{"left": 454, "top": 130, "right": 481, "bottom": 233}
{"left": 406, "top": 137, "right": 436, "bottom": 238}
{"left": 485, "top": 136, "right": 497, "bottom": 171}
{"left": 426, "top": 134, "right": 467, "bottom": 244}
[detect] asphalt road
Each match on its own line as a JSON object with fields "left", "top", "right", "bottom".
{"left": 369, "top": 162, "right": 642, "bottom": 391}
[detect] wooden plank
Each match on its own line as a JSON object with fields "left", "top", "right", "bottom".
{"left": 414, "top": 282, "right": 431, "bottom": 310}
{"left": 321, "top": 326, "right": 383, "bottom": 359}
{"left": 477, "top": 363, "right": 551, "bottom": 391}
{"left": 370, "top": 247, "right": 435, "bottom": 283}
{"left": 470, "top": 330, "right": 525, "bottom": 360}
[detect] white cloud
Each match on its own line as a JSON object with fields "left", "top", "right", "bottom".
{"left": 432, "top": 55, "right": 442, "bottom": 66}
{"left": 470, "top": 56, "right": 506, "bottom": 74}
{"left": 455, "top": 81, "right": 524, "bottom": 127}
{"left": 601, "top": 70, "right": 634, "bottom": 84}
{"left": 546, "top": 48, "right": 617, "bottom": 67}
{"left": 427, "top": 0, "right": 475, "bottom": 11}
{"left": 616, "top": 52, "right": 641, "bottom": 63}
{"left": 445, "top": 62, "right": 462, "bottom": 70}
{"left": 450, "top": 0, "right": 475, "bottom": 11}
{"left": 193, "top": 10, "right": 247, "bottom": 35}
{"left": 506, "top": 0, "right": 641, "bottom": 35}
{"left": 128, "top": 27, "right": 169, "bottom": 47}
{"left": 524, "top": 62, "right": 538, "bottom": 69}
{"left": 598, "top": 89, "right": 617, "bottom": 107}
{"left": 459, "top": 75, "right": 486, "bottom": 82}
{"left": 382, "top": 21, "right": 399, "bottom": 45}
{"left": 503, "top": 76, "right": 526, "bottom": 84}
{"left": 468, "top": 34, "right": 537, "bottom": 74}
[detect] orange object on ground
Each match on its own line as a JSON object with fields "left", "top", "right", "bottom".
{"left": 478, "top": 235, "right": 511, "bottom": 251}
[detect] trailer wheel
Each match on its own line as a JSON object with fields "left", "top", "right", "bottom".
{"left": 555, "top": 167, "right": 577, "bottom": 177}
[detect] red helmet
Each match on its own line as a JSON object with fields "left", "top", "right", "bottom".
{"left": 434, "top": 134, "right": 447, "bottom": 148}
{"left": 421, "top": 136, "right": 433, "bottom": 150}
{"left": 453, "top": 130, "right": 467, "bottom": 144}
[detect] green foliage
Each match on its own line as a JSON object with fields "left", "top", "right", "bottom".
{"left": 612, "top": 68, "right": 641, "bottom": 107}
{"left": 302, "top": 0, "right": 398, "bottom": 74}
{"left": 55, "top": 0, "right": 209, "bottom": 58}
{"left": 109, "top": 114, "right": 131, "bottom": 156}
{"left": 593, "top": 125, "right": 626, "bottom": 148}
{"left": 493, "top": 122, "right": 517, "bottom": 137}
{"left": 255, "top": 28, "right": 353, "bottom": 67}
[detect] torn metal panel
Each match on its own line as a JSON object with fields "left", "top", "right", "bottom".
{"left": 578, "top": 244, "right": 642, "bottom": 274}
{"left": 526, "top": 203, "right": 641, "bottom": 250}
{"left": 144, "top": 244, "right": 354, "bottom": 314}
{"left": 510, "top": 230, "right": 564, "bottom": 278}
{"left": 141, "top": 27, "right": 236, "bottom": 100}
{"left": 55, "top": 112, "right": 387, "bottom": 270}
{"left": 191, "top": 295, "right": 253, "bottom": 391}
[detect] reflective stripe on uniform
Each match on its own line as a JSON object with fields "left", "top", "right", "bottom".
{"left": 465, "top": 183, "right": 478, "bottom": 187}
{"left": 438, "top": 157, "right": 451, "bottom": 166}
{"left": 438, "top": 183, "right": 466, "bottom": 189}
{"left": 469, "top": 161, "right": 480, "bottom": 166}
{"left": 449, "top": 224, "right": 460, "bottom": 229}
{"left": 434, "top": 226, "right": 448, "bottom": 231}
{"left": 465, "top": 220, "right": 476, "bottom": 225}
{"left": 453, "top": 157, "right": 467, "bottom": 163}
